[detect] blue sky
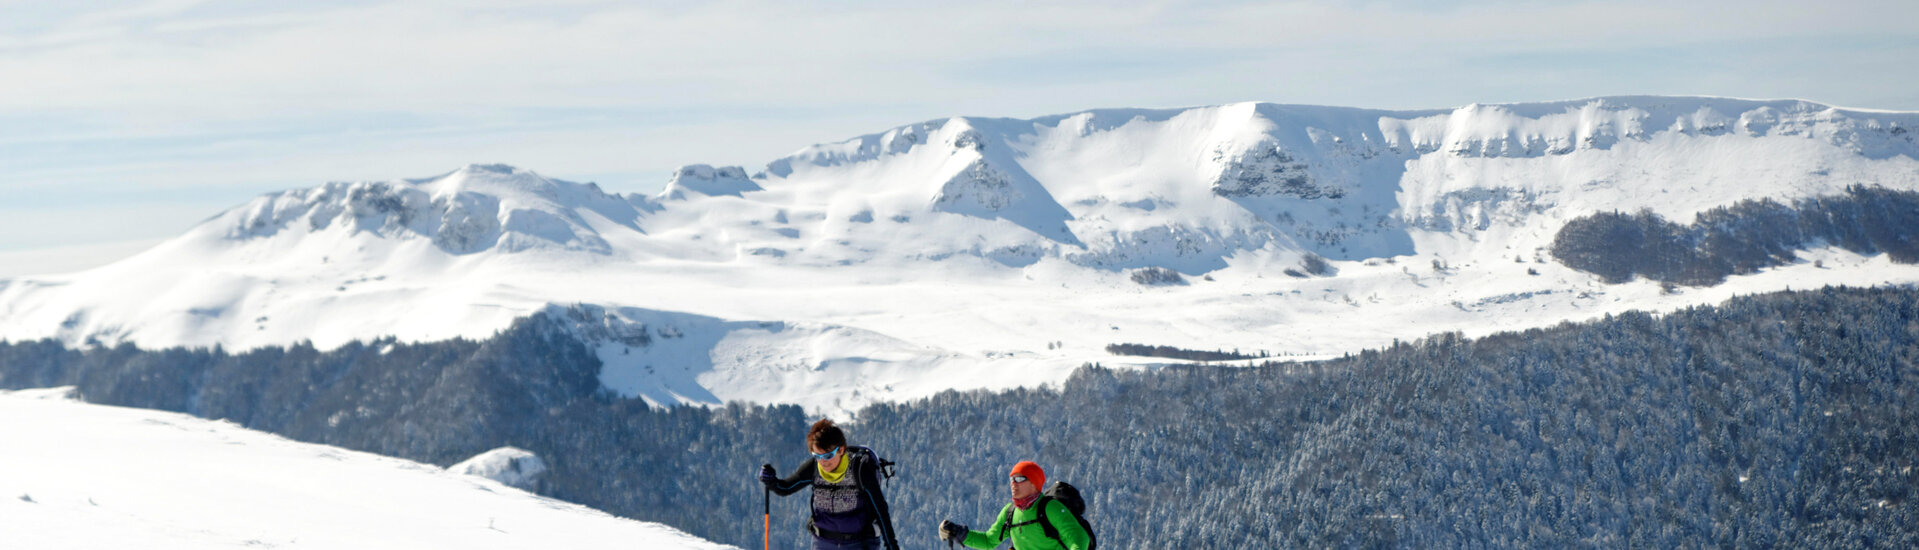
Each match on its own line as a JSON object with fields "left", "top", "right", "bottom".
{"left": 3, "top": 0, "right": 1916, "bottom": 275}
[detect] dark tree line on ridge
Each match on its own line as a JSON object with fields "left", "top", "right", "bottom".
{"left": 3, "top": 286, "right": 1916, "bottom": 548}
{"left": 1551, "top": 185, "right": 1919, "bottom": 286}
{"left": 1105, "top": 342, "right": 1265, "bottom": 362}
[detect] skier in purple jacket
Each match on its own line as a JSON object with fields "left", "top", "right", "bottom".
{"left": 759, "top": 419, "right": 901, "bottom": 550}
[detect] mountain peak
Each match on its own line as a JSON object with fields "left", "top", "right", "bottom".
{"left": 660, "top": 164, "right": 761, "bottom": 200}
{"left": 424, "top": 163, "right": 562, "bottom": 199}
{"left": 202, "top": 163, "right": 644, "bottom": 257}
{"left": 459, "top": 163, "right": 521, "bottom": 174}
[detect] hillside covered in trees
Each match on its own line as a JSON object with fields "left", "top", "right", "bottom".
{"left": 3, "top": 286, "right": 1916, "bottom": 548}
{"left": 1551, "top": 186, "right": 1919, "bottom": 286}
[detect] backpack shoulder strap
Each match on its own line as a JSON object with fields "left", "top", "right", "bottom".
{"left": 1034, "top": 496, "right": 1062, "bottom": 545}
{"left": 995, "top": 504, "right": 1016, "bottom": 540}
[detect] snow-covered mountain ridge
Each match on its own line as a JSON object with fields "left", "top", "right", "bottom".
{"left": 3, "top": 96, "right": 1917, "bottom": 415}
{"left": 226, "top": 162, "right": 644, "bottom": 255}
{"left": 205, "top": 97, "right": 1919, "bottom": 269}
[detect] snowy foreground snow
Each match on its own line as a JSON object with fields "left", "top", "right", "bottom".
{"left": 0, "top": 388, "right": 733, "bottom": 550}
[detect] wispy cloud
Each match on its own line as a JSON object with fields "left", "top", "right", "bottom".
{"left": 0, "top": 238, "right": 169, "bottom": 277}
{"left": 9, "top": 1, "right": 1907, "bottom": 115}
{"left": 1, "top": 0, "right": 1914, "bottom": 258}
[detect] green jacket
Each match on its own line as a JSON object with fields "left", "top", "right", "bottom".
{"left": 961, "top": 498, "right": 1090, "bottom": 550}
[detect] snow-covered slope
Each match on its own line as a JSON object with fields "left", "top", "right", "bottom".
{"left": 0, "top": 387, "right": 731, "bottom": 550}
{"left": 2, "top": 96, "right": 1917, "bottom": 415}
{"left": 449, "top": 447, "right": 549, "bottom": 491}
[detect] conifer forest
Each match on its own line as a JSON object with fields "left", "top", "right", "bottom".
{"left": 3, "top": 286, "right": 1914, "bottom": 548}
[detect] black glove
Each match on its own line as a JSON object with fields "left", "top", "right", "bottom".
{"left": 758, "top": 464, "right": 778, "bottom": 485}
{"left": 938, "top": 520, "right": 968, "bottom": 542}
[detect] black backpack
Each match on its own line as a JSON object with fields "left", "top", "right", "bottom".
{"left": 844, "top": 446, "right": 901, "bottom": 543}
{"left": 848, "top": 446, "right": 899, "bottom": 484}
{"left": 999, "top": 481, "right": 1097, "bottom": 550}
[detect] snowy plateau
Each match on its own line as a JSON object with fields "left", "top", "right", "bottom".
{"left": 3, "top": 96, "right": 1917, "bottom": 416}
{"left": 0, "top": 387, "right": 729, "bottom": 550}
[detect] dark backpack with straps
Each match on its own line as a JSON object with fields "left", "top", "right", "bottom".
{"left": 848, "top": 446, "right": 898, "bottom": 483}
{"left": 998, "top": 481, "right": 1097, "bottom": 550}
{"left": 841, "top": 446, "right": 902, "bottom": 544}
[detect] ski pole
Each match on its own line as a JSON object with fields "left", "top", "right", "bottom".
{"left": 763, "top": 485, "right": 772, "bottom": 550}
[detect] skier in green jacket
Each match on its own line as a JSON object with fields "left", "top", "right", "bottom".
{"left": 936, "top": 461, "right": 1090, "bottom": 550}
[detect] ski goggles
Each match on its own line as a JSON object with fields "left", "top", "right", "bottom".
{"left": 812, "top": 447, "right": 841, "bottom": 461}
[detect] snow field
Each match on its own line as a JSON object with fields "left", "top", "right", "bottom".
{"left": 1, "top": 96, "right": 1916, "bottom": 416}
{"left": 0, "top": 388, "right": 732, "bottom": 550}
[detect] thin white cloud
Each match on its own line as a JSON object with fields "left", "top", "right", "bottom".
{"left": 0, "top": 0, "right": 1914, "bottom": 265}
{"left": 3, "top": 1, "right": 1913, "bottom": 117}
{"left": 0, "top": 238, "right": 167, "bottom": 278}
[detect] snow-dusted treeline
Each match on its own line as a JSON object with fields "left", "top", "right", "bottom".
{"left": 1551, "top": 186, "right": 1919, "bottom": 286}
{"left": 5, "top": 286, "right": 1916, "bottom": 547}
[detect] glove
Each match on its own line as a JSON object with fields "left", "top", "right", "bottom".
{"left": 758, "top": 464, "right": 778, "bottom": 485}
{"left": 938, "top": 520, "right": 968, "bottom": 542}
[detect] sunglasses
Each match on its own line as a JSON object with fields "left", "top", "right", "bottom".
{"left": 812, "top": 447, "right": 841, "bottom": 461}
{"left": 1010, "top": 475, "right": 1029, "bottom": 484}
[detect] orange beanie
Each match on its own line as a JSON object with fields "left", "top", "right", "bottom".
{"left": 1010, "top": 461, "right": 1045, "bottom": 488}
